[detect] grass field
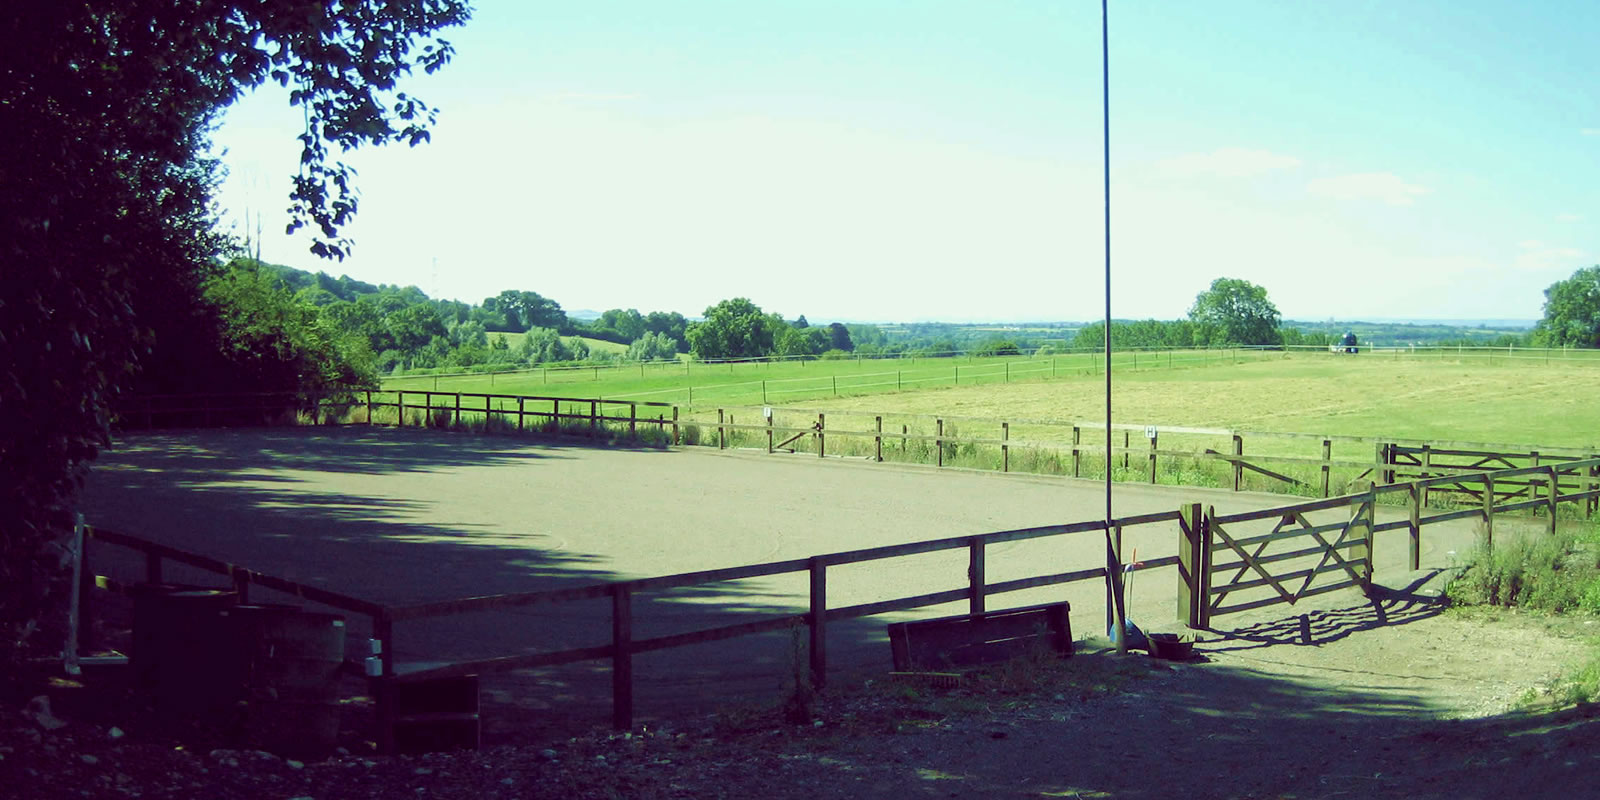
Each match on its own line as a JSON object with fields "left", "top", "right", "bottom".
{"left": 383, "top": 349, "right": 1276, "bottom": 405}
{"left": 383, "top": 350, "right": 1600, "bottom": 447}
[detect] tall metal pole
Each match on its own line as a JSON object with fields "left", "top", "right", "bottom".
{"left": 1102, "top": 0, "right": 1128, "bottom": 655}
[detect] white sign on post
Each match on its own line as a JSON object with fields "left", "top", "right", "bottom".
{"left": 1144, "top": 425, "right": 1157, "bottom": 439}
{"left": 763, "top": 406, "right": 773, "bottom": 419}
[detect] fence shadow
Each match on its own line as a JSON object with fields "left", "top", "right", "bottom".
{"left": 1202, "top": 571, "right": 1448, "bottom": 652}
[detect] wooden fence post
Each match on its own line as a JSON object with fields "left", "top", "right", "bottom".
{"left": 1002, "top": 422, "right": 1010, "bottom": 473}
{"left": 968, "top": 538, "right": 986, "bottom": 615}
{"left": 1359, "top": 484, "right": 1377, "bottom": 592}
{"left": 629, "top": 403, "right": 637, "bottom": 436}
{"left": 231, "top": 567, "right": 251, "bottom": 605}
{"left": 874, "top": 416, "right": 883, "bottom": 462}
{"left": 517, "top": 397, "right": 525, "bottom": 431}
{"left": 1321, "top": 439, "right": 1332, "bottom": 498}
{"left": 1179, "top": 503, "right": 1206, "bottom": 629}
{"left": 589, "top": 401, "right": 598, "bottom": 438}
{"left": 454, "top": 392, "right": 461, "bottom": 427}
{"left": 808, "top": 558, "right": 827, "bottom": 691}
{"left": 374, "top": 610, "right": 396, "bottom": 754}
{"left": 1148, "top": 431, "right": 1158, "bottom": 484}
{"left": 1547, "top": 466, "right": 1559, "bottom": 536}
{"left": 672, "top": 407, "right": 679, "bottom": 445}
{"left": 1073, "top": 426, "right": 1081, "bottom": 478}
{"left": 1232, "top": 434, "right": 1244, "bottom": 491}
{"left": 766, "top": 413, "right": 773, "bottom": 454}
{"left": 936, "top": 419, "right": 944, "bottom": 468}
{"left": 1409, "top": 482, "right": 1422, "bottom": 571}
{"left": 717, "top": 409, "right": 725, "bottom": 450}
{"left": 366, "top": 390, "right": 374, "bottom": 426}
{"left": 1482, "top": 473, "right": 1495, "bottom": 550}
{"left": 1122, "top": 431, "right": 1130, "bottom": 470}
{"left": 1588, "top": 455, "right": 1599, "bottom": 516}
{"left": 817, "top": 413, "right": 825, "bottom": 458}
{"left": 397, "top": 391, "right": 405, "bottom": 426}
{"left": 76, "top": 524, "right": 94, "bottom": 654}
{"left": 611, "top": 585, "right": 633, "bottom": 730}
{"left": 1420, "top": 445, "right": 1432, "bottom": 507}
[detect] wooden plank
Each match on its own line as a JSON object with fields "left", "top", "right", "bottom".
{"left": 88, "top": 528, "right": 384, "bottom": 616}
{"left": 1211, "top": 562, "right": 1352, "bottom": 598}
{"left": 394, "top": 644, "right": 617, "bottom": 683}
{"left": 1212, "top": 494, "right": 1360, "bottom": 524}
{"left": 1211, "top": 539, "right": 1361, "bottom": 573}
{"left": 1292, "top": 512, "right": 1364, "bottom": 596}
{"left": 1210, "top": 522, "right": 1294, "bottom": 604}
{"left": 1210, "top": 517, "right": 1351, "bottom": 551}
{"left": 886, "top": 602, "right": 1071, "bottom": 671}
{"left": 389, "top": 557, "right": 814, "bottom": 621}
{"left": 985, "top": 565, "right": 1108, "bottom": 596}
{"left": 631, "top": 614, "right": 808, "bottom": 655}
{"left": 827, "top": 588, "right": 973, "bottom": 622}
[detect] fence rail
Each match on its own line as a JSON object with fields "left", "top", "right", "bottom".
{"left": 118, "top": 389, "right": 1600, "bottom": 509}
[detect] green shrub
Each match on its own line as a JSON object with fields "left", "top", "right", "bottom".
{"left": 1445, "top": 529, "right": 1596, "bottom": 612}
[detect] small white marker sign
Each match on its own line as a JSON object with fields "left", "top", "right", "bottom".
{"left": 1144, "top": 425, "right": 1157, "bottom": 439}
{"left": 763, "top": 406, "right": 773, "bottom": 419}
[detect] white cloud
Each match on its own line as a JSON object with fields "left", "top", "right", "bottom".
{"left": 1583, "top": 128, "right": 1600, "bottom": 136}
{"left": 1154, "top": 147, "right": 1301, "bottom": 178}
{"left": 1514, "top": 243, "right": 1586, "bottom": 272}
{"left": 1305, "top": 172, "right": 1429, "bottom": 206}
{"left": 1556, "top": 212, "right": 1583, "bottom": 223}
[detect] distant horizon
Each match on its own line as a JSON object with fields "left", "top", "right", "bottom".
{"left": 211, "top": 1, "right": 1597, "bottom": 324}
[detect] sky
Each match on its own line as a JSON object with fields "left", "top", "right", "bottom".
{"left": 211, "top": 0, "right": 1599, "bottom": 324}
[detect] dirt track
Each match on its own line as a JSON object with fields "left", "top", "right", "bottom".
{"left": 79, "top": 426, "right": 1489, "bottom": 739}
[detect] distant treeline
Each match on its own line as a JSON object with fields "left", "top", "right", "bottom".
{"left": 227, "top": 262, "right": 1542, "bottom": 390}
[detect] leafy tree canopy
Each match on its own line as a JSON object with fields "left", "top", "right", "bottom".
{"left": 1532, "top": 266, "right": 1600, "bottom": 348}
{"left": 1, "top": 0, "right": 468, "bottom": 660}
{"left": 686, "top": 298, "right": 782, "bottom": 360}
{"left": 1187, "top": 278, "right": 1281, "bottom": 346}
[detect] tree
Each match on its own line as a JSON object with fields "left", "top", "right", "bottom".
{"left": 685, "top": 298, "right": 781, "bottom": 360}
{"left": 644, "top": 311, "right": 690, "bottom": 352}
{"left": 1188, "top": 278, "right": 1281, "bottom": 346}
{"left": 598, "top": 305, "right": 646, "bottom": 340}
{"left": 1532, "top": 266, "right": 1600, "bottom": 348}
{"left": 827, "top": 322, "right": 855, "bottom": 352}
{"left": 1, "top": 0, "right": 467, "bottom": 661}
{"left": 489, "top": 290, "right": 567, "bottom": 333}
{"left": 774, "top": 325, "right": 831, "bottom": 358}
{"left": 626, "top": 332, "right": 680, "bottom": 362}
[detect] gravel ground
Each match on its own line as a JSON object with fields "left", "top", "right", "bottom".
{"left": 8, "top": 605, "right": 1598, "bottom": 800}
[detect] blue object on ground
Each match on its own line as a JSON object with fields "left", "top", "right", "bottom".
{"left": 1108, "top": 618, "right": 1147, "bottom": 650}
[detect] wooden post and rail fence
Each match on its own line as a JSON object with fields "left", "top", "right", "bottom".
{"left": 120, "top": 389, "right": 1600, "bottom": 513}
{"left": 77, "top": 451, "right": 1600, "bottom": 750}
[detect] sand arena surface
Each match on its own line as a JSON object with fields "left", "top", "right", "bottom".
{"left": 80, "top": 426, "right": 1485, "bottom": 737}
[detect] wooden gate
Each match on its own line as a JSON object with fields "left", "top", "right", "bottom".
{"left": 1383, "top": 444, "right": 1599, "bottom": 515}
{"left": 1181, "top": 490, "right": 1376, "bottom": 628}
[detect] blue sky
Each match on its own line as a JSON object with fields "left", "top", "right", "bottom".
{"left": 212, "top": 0, "right": 1598, "bottom": 323}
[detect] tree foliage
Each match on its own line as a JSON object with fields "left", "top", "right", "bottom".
{"left": 1532, "top": 266, "right": 1600, "bottom": 348}
{"left": 0, "top": 0, "right": 468, "bottom": 660}
{"left": 1187, "top": 278, "right": 1281, "bottom": 346}
{"left": 686, "top": 298, "right": 782, "bottom": 360}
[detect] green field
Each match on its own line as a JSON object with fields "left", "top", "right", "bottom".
{"left": 375, "top": 349, "right": 1600, "bottom": 497}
